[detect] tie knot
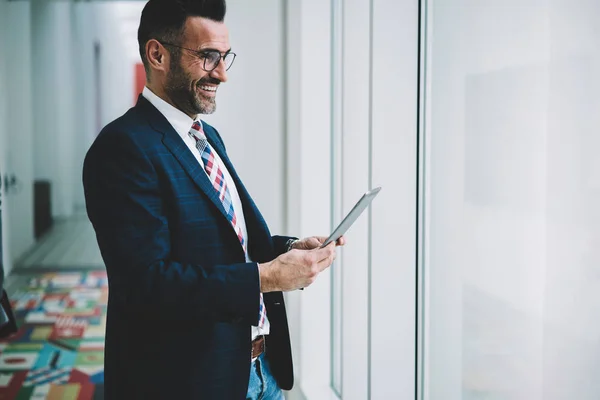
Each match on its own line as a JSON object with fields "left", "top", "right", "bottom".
{"left": 190, "top": 121, "right": 206, "bottom": 147}
{"left": 190, "top": 121, "right": 209, "bottom": 154}
{"left": 190, "top": 121, "right": 204, "bottom": 139}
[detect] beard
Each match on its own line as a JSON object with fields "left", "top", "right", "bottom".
{"left": 164, "top": 59, "right": 218, "bottom": 116}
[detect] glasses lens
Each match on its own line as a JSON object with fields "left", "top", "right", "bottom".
{"left": 223, "top": 53, "right": 236, "bottom": 71}
{"left": 204, "top": 51, "right": 222, "bottom": 71}
{"left": 202, "top": 51, "right": 235, "bottom": 72}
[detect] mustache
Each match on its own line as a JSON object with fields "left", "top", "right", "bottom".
{"left": 197, "top": 78, "right": 221, "bottom": 86}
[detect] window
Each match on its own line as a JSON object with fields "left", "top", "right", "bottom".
{"left": 423, "top": 1, "right": 600, "bottom": 398}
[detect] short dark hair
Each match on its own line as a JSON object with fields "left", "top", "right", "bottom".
{"left": 138, "top": 0, "right": 227, "bottom": 75}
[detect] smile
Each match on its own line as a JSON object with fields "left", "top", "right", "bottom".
{"left": 199, "top": 85, "right": 218, "bottom": 92}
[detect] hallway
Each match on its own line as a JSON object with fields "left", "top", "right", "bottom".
{"left": 0, "top": 217, "right": 106, "bottom": 399}
{"left": 9, "top": 216, "right": 103, "bottom": 276}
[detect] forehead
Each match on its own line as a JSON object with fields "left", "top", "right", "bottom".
{"left": 182, "top": 17, "right": 230, "bottom": 51}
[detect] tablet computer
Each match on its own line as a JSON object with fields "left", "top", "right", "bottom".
{"left": 321, "top": 187, "right": 382, "bottom": 248}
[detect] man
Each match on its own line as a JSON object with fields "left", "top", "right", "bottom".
{"left": 83, "top": 0, "right": 343, "bottom": 398}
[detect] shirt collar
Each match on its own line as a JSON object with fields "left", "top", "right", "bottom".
{"left": 142, "top": 86, "right": 203, "bottom": 139}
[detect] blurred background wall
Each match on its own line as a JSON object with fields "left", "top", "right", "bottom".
{"left": 425, "top": 1, "right": 600, "bottom": 399}
{"left": 1, "top": 0, "right": 600, "bottom": 399}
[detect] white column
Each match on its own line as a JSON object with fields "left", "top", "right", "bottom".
{"left": 285, "top": 0, "right": 334, "bottom": 398}
{"left": 0, "top": 0, "right": 12, "bottom": 275}
{"left": 370, "top": 0, "right": 419, "bottom": 398}
{"left": 93, "top": 3, "right": 136, "bottom": 128}
{"left": 285, "top": 1, "right": 420, "bottom": 398}
{"left": 5, "top": 1, "right": 35, "bottom": 265}
{"left": 31, "top": 0, "right": 76, "bottom": 219}
{"left": 339, "top": 0, "right": 371, "bottom": 397}
{"left": 72, "top": 2, "right": 98, "bottom": 213}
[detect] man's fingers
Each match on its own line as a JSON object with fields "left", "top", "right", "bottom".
{"left": 307, "top": 237, "right": 322, "bottom": 247}
{"left": 312, "top": 241, "right": 336, "bottom": 263}
{"left": 315, "top": 248, "right": 337, "bottom": 272}
{"left": 305, "top": 237, "right": 328, "bottom": 249}
{"left": 315, "top": 236, "right": 328, "bottom": 244}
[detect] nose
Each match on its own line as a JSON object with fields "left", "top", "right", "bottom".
{"left": 210, "top": 59, "right": 228, "bottom": 83}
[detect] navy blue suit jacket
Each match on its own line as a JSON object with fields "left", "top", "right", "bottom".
{"left": 83, "top": 96, "right": 294, "bottom": 399}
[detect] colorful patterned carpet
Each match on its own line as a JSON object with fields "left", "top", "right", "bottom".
{"left": 0, "top": 271, "right": 107, "bottom": 399}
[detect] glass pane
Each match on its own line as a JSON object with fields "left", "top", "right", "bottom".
{"left": 425, "top": 1, "right": 600, "bottom": 399}
{"left": 0, "top": 172, "right": 3, "bottom": 293}
{"left": 330, "top": 0, "right": 343, "bottom": 395}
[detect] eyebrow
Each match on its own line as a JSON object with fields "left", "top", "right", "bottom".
{"left": 199, "top": 47, "right": 232, "bottom": 54}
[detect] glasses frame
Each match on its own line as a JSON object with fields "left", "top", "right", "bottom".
{"left": 160, "top": 41, "right": 236, "bottom": 72}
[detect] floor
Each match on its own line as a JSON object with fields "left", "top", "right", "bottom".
{"left": 11, "top": 216, "right": 104, "bottom": 275}
{"left": 1, "top": 216, "right": 107, "bottom": 400}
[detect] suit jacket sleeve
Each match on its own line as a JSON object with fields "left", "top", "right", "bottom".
{"left": 271, "top": 236, "right": 298, "bottom": 257}
{"left": 83, "top": 130, "right": 260, "bottom": 326}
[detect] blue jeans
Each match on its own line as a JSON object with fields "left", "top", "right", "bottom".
{"left": 246, "top": 353, "right": 285, "bottom": 400}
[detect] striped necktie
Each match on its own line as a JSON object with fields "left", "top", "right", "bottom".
{"left": 189, "top": 121, "right": 267, "bottom": 329}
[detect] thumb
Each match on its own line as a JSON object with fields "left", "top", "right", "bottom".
{"left": 315, "top": 236, "right": 329, "bottom": 244}
{"left": 313, "top": 241, "right": 335, "bottom": 260}
{"left": 307, "top": 237, "right": 323, "bottom": 247}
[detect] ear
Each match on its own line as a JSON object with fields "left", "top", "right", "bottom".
{"left": 146, "top": 39, "right": 169, "bottom": 74}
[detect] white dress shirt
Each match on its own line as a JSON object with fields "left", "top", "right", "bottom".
{"left": 142, "top": 87, "right": 269, "bottom": 339}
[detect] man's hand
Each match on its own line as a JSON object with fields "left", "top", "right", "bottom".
{"left": 291, "top": 235, "right": 346, "bottom": 251}
{"left": 259, "top": 241, "right": 340, "bottom": 292}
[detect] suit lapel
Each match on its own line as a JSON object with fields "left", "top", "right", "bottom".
{"left": 136, "top": 96, "right": 274, "bottom": 261}
{"left": 136, "top": 97, "right": 232, "bottom": 224}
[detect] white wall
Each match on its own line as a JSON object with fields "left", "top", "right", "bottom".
{"left": 70, "top": 2, "right": 145, "bottom": 212}
{"left": 286, "top": 0, "right": 419, "bottom": 399}
{"left": 425, "top": 1, "right": 551, "bottom": 396}
{"left": 338, "top": 0, "right": 372, "bottom": 396}
{"left": 0, "top": 0, "right": 34, "bottom": 275}
{"left": 202, "top": 0, "right": 286, "bottom": 235}
{"left": 370, "top": 1, "right": 418, "bottom": 398}
{"left": 72, "top": 3, "right": 97, "bottom": 212}
{"left": 92, "top": 3, "right": 139, "bottom": 128}
{"left": 31, "top": 2, "right": 142, "bottom": 218}
{"left": 336, "top": 0, "right": 418, "bottom": 398}
{"left": 31, "top": 0, "right": 76, "bottom": 219}
{"left": 284, "top": 0, "right": 333, "bottom": 396}
{"left": 0, "top": 0, "right": 11, "bottom": 275}
{"left": 4, "top": 2, "right": 34, "bottom": 271}
{"left": 73, "top": 2, "right": 146, "bottom": 211}
{"left": 424, "top": 0, "right": 600, "bottom": 399}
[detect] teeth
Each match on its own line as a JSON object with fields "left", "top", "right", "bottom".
{"left": 200, "top": 86, "right": 217, "bottom": 92}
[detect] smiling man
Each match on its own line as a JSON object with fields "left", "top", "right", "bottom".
{"left": 83, "top": 0, "right": 343, "bottom": 399}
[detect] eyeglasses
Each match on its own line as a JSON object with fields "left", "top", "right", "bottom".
{"left": 160, "top": 42, "right": 236, "bottom": 72}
